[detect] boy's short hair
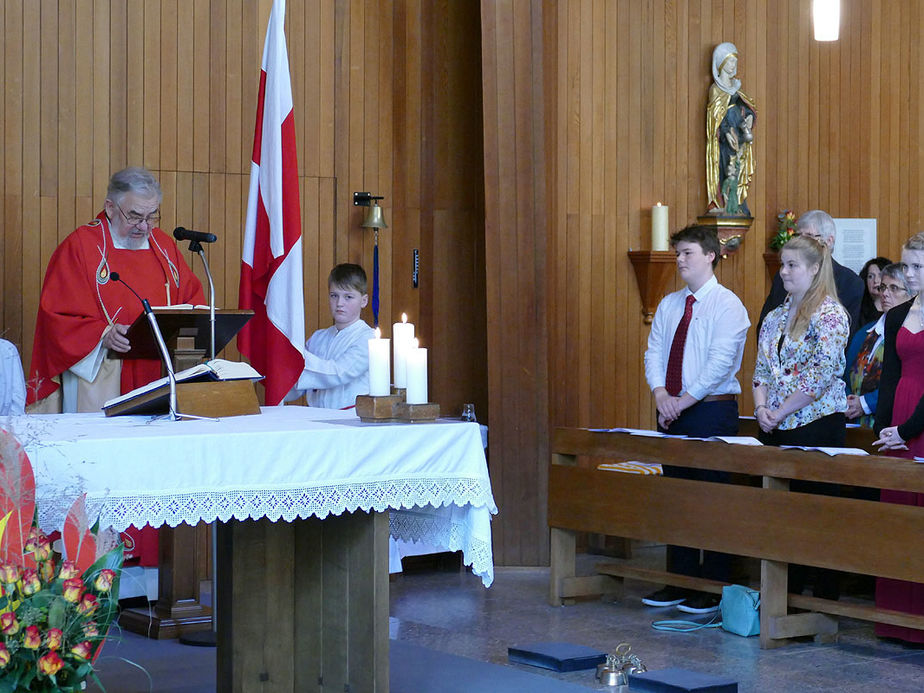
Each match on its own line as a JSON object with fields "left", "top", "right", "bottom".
{"left": 328, "top": 263, "right": 368, "bottom": 294}
{"left": 670, "top": 225, "right": 721, "bottom": 268}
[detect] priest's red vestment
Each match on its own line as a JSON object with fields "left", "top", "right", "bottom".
{"left": 28, "top": 212, "right": 205, "bottom": 405}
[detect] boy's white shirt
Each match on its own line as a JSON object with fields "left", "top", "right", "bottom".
{"left": 287, "top": 319, "right": 376, "bottom": 409}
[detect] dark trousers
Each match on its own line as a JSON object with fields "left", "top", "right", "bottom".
{"left": 659, "top": 399, "right": 738, "bottom": 582}
{"left": 759, "top": 413, "right": 845, "bottom": 600}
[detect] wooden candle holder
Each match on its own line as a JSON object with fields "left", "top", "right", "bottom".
{"left": 394, "top": 401, "right": 440, "bottom": 423}
{"left": 355, "top": 394, "right": 403, "bottom": 422}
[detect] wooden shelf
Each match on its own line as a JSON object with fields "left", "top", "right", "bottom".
{"left": 627, "top": 250, "right": 676, "bottom": 324}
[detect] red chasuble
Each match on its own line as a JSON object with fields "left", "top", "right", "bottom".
{"left": 28, "top": 212, "right": 206, "bottom": 405}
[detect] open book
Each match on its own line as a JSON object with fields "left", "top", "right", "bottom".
{"left": 150, "top": 304, "right": 212, "bottom": 310}
{"left": 103, "top": 359, "right": 263, "bottom": 414}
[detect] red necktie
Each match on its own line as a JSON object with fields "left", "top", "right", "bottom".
{"left": 665, "top": 294, "right": 696, "bottom": 396}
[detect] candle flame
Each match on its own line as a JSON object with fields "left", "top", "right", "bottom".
{"left": 374, "top": 326, "right": 381, "bottom": 339}
{"left": 401, "top": 313, "right": 408, "bottom": 323}
{"left": 656, "top": 202, "right": 662, "bottom": 207}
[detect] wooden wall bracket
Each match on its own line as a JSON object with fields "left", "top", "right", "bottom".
{"left": 627, "top": 250, "right": 676, "bottom": 324}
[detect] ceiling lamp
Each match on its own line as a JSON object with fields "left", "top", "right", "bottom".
{"left": 813, "top": 0, "right": 840, "bottom": 41}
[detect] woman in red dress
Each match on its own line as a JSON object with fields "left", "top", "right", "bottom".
{"left": 873, "top": 231, "right": 924, "bottom": 642}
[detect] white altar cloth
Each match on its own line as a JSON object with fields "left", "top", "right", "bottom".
{"left": 5, "top": 407, "right": 497, "bottom": 586}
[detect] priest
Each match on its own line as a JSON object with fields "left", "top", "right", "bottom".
{"left": 27, "top": 167, "right": 205, "bottom": 414}
{"left": 27, "top": 167, "right": 206, "bottom": 566}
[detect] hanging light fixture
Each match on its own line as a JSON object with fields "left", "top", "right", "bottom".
{"left": 353, "top": 192, "right": 387, "bottom": 326}
{"left": 813, "top": 0, "right": 840, "bottom": 41}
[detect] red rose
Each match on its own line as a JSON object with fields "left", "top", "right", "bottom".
{"left": 70, "top": 640, "right": 93, "bottom": 660}
{"left": 46, "top": 628, "right": 63, "bottom": 650}
{"left": 38, "top": 650, "right": 64, "bottom": 676}
{"left": 0, "top": 612, "right": 19, "bottom": 636}
{"left": 21, "top": 568, "right": 41, "bottom": 596}
{"left": 94, "top": 569, "right": 116, "bottom": 593}
{"left": 77, "top": 593, "right": 99, "bottom": 616}
{"left": 62, "top": 577, "right": 84, "bottom": 603}
{"left": 23, "top": 624, "right": 41, "bottom": 649}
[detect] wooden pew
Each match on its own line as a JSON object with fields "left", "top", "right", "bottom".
{"left": 548, "top": 427, "right": 924, "bottom": 648}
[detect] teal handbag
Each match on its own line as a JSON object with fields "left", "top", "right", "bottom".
{"left": 719, "top": 584, "right": 760, "bottom": 637}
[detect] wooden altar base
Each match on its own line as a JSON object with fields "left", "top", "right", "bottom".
{"left": 216, "top": 511, "right": 390, "bottom": 692}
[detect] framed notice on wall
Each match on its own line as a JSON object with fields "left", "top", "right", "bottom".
{"left": 832, "top": 218, "right": 878, "bottom": 274}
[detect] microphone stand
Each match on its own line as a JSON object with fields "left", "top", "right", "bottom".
{"left": 188, "top": 239, "right": 216, "bottom": 360}
{"left": 140, "top": 299, "right": 180, "bottom": 421}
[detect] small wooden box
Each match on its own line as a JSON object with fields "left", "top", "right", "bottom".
{"left": 355, "top": 394, "right": 404, "bottom": 422}
{"left": 394, "top": 402, "right": 440, "bottom": 423}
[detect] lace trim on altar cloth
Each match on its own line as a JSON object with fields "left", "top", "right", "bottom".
{"left": 389, "top": 505, "right": 495, "bottom": 587}
{"left": 36, "top": 477, "right": 497, "bottom": 586}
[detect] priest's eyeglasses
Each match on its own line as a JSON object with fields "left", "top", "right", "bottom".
{"left": 115, "top": 201, "right": 161, "bottom": 227}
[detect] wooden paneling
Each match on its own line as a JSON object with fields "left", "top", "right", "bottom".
{"left": 0, "top": 0, "right": 485, "bottom": 420}
{"left": 482, "top": 0, "right": 924, "bottom": 565}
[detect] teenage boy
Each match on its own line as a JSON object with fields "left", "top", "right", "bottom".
{"left": 642, "top": 225, "right": 750, "bottom": 614}
{"left": 286, "top": 263, "right": 376, "bottom": 409}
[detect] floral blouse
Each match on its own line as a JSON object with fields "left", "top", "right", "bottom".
{"left": 753, "top": 295, "right": 849, "bottom": 430}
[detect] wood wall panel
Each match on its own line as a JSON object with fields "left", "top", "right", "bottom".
{"left": 482, "top": 0, "right": 924, "bottom": 565}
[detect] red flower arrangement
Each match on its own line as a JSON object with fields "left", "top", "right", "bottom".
{"left": 0, "top": 430, "right": 124, "bottom": 692}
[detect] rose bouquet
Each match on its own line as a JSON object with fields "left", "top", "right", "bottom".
{"left": 769, "top": 209, "right": 797, "bottom": 251}
{"left": 0, "top": 430, "right": 123, "bottom": 693}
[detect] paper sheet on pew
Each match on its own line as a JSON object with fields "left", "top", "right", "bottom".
{"left": 780, "top": 445, "right": 869, "bottom": 456}
{"left": 586, "top": 429, "right": 761, "bottom": 446}
{"left": 587, "top": 427, "right": 687, "bottom": 438}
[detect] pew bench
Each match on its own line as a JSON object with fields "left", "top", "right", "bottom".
{"left": 547, "top": 427, "right": 924, "bottom": 649}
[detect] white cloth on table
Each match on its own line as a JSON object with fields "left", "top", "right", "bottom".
{"left": 288, "top": 320, "right": 375, "bottom": 409}
{"left": 0, "top": 339, "right": 26, "bottom": 416}
{"left": 644, "top": 274, "right": 750, "bottom": 400}
{"left": 12, "top": 406, "right": 496, "bottom": 586}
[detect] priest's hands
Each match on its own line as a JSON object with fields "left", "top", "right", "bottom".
{"left": 102, "top": 324, "right": 131, "bottom": 353}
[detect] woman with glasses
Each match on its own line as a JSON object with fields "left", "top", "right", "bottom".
{"left": 844, "top": 263, "right": 912, "bottom": 428}
{"left": 873, "top": 233, "right": 924, "bottom": 643}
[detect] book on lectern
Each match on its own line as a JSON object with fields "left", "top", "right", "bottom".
{"left": 102, "top": 359, "right": 263, "bottom": 416}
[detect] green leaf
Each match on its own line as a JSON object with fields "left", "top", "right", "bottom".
{"left": 48, "top": 596, "right": 67, "bottom": 630}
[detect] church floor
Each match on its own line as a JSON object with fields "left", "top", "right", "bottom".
{"left": 90, "top": 547, "right": 924, "bottom": 692}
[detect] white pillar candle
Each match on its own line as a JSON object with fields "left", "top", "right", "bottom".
{"left": 405, "top": 340, "right": 428, "bottom": 404}
{"left": 652, "top": 202, "right": 669, "bottom": 251}
{"left": 392, "top": 313, "right": 415, "bottom": 388}
{"left": 368, "top": 327, "right": 391, "bottom": 396}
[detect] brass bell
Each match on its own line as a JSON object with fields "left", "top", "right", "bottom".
{"left": 361, "top": 202, "right": 388, "bottom": 229}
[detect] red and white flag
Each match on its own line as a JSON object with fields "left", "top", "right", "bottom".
{"left": 238, "top": 0, "right": 305, "bottom": 405}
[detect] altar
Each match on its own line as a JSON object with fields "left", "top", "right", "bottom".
{"left": 9, "top": 407, "right": 496, "bottom": 692}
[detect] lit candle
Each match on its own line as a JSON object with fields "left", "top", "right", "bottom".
{"left": 367, "top": 327, "right": 391, "bottom": 396}
{"left": 392, "top": 313, "right": 415, "bottom": 388}
{"left": 652, "top": 202, "right": 669, "bottom": 251}
{"left": 405, "top": 339, "right": 428, "bottom": 404}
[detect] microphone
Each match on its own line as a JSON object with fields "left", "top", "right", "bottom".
{"left": 174, "top": 227, "right": 217, "bottom": 244}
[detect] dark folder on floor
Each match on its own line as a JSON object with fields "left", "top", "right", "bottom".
{"left": 507, "top": 641, "right": 606, "bottom": 672}
{"left": 630, "top": 667, "right": 738, "bottom": 692}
